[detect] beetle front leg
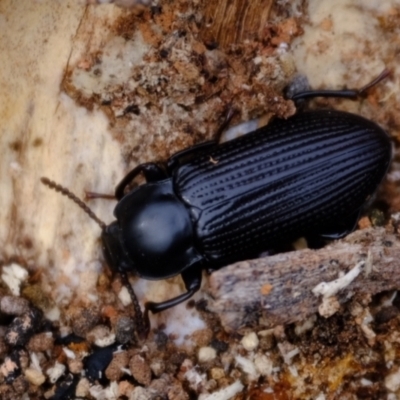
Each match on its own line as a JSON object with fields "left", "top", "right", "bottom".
{"left": 115, "top": 163, "right": 167, "bottom": 200}
{"left": 144, "top": 266, "right": 202, "bottom": 324}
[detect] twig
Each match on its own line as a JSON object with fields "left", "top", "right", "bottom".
{"left": 205, "top": 227, "right": 400, "bottom": 332}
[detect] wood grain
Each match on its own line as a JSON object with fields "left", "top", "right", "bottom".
{"left": 200, "top": 0, "right": 273, "bottom": 48}
{"left": 206, "top": 227, "right": 400, "bottom": 331}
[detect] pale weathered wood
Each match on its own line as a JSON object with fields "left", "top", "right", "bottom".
{"left": 206, "top": 227, "right": 400, "bottom": 331}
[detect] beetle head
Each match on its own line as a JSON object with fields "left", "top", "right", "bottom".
{"left": 108, "top": 180, "right": 203, "bottom": 280}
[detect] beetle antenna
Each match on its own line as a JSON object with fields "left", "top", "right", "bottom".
{"left": 357, "top": 68, "right": 391, "bottom": 95}
{"left": 119, "top": 271, "right": 148, "bottom": 339}
{"left": 41, "top": 177, "right": 148, "bottom": 337}
{"left": 40, "top": 177, "right": 107, "bottom": 231}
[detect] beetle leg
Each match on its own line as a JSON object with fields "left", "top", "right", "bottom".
{"left": 317, "top": 209, "right": 362, "bottom": 240}
{"left": 115, "top": 163, "right": 167, "bottom": 200}
{"left": 214, "top": 105, "right": 238, "bottom": 141}
{"left": 144, "top": 266, "right": 202, "bottom": 319}
{"left": 289, "top": 69, "right": 390, "bottom": 102}
{"left": 167, "top": 141, "right": 217, "bottom": 172}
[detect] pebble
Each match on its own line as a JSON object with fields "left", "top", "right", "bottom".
{"left": 385, "top": 367, "right": 400, "bottom": 392}
{"left": 190, "top": 328, "right": 213, "bottom": 347}
{"left": 118, "top": 380, "right": 135, "bottom": 397}
{"left": 76, "top": 377, "right": 90, "bottom": 398}
{"left": 87, "top": 325, "right": 116, "bottom": 347}
{"left": 115, "top": 316, "right": 136, "bottom": 344}
{"left": 63, "top": 347, "right": 76, "bottom": 359}
{"left": 210, "top": 339, "right": 229, "bottom": 353}
{"left": 71, "top": 306, "right": 101, "bottom": 337}
{"left": 198, "top": 346, "right": 217, "bottom": 363}
{"left": 168, "top": 383, "right": 189, "bottom": 400}
{"left": 258, "top": 330, "right": 276, "bottom": 351}
{"left": 46, "top": 362, "right": 66, "bottom": 384}
{"left": 198, "top": 380, "right": 244, "bottom": 400}
{"left": 84, "top": 344, "right": 118, "bottom": 381}
{"left": 294, "top": 316, "right": 316, "bottom": 336}
{"left": 68, "top": 358, "right": 83, "bottom": 374}
{"left": 155, "top": 330, "right": 168, "bottom": 350}
{"left": 254, "top": 354, "right": 273, "bottom": 376}
{"left": 1, "top": 263, "right": 28, "bottom": 296}
{"left": 5, "top": 307, "right": 43, "bottom": 347}
{"left": 0, "top": 355, "right": 20, "bottom": 383}
{"left": 17, "top": 349, "right": 29, "bottom": 370}
{"left": 0, "top": 296, "right": 30, "bottom": 315}
{"left": 241, "top": 332, "right": 259, "bottom": 351}
{"left": 130, "top": 386, "right": 154, "bottom": 400}
{"left": 27, "top": 332, "right": 54, "bottom": 353}
{"left": 210, "top": 367, "right": 225, "bottom": 380}
{"left": 129, "top": 354, "right": 152, "bottom": 386}
{"left": 149, "top": 373, "right": 170, "bottom": 394}
{"left": 11, "top": 375, "right": 29, "bottom": 394}
{"left": 235, "top": 354, "right": 258, "bottom": 380}
{"left": 105, "top": 351, "right": 129, "bottom": 381}
{"left": 0, "top": 383, "right": 14, "bottom": 398}
{"left": 150, "top": 359, "right": 165, "bottom": 377}
{"left": 52, "top": 374, "right": 79, "bottom": 400}
{"left": 24, "top": 368, "right": 46, "bottom": 386}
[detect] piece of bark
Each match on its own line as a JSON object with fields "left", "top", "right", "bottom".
{"left": 206, "top": 227, "right": 399, "bottom": 332}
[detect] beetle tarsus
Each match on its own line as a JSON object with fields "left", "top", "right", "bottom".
{"left": 290, "top": 68, "right": 391, "bottom": 101}
{"left": 357, "top": 68, "right": 391, "bottom": 96}
{"left": 144, "top": 286, "right": 200, "bottom": 315}
{"left": 214, "top": 104, "right": 239, "bottom": 141}
{"left": 144, "top": 267, "right": 202, "bottom": 315}
{"left": 317, "top": 209, "right": 362, "bottom": 240}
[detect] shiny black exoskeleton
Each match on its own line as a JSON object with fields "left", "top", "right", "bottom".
{"left": 41, "top": 70, "right": 392, "bottom": 337}
{"left": 101, "top": 71, "right": 392, "bottom": 327}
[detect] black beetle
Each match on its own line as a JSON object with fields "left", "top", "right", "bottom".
{"left": 42, "top": 70, "right": 392, "bottom": 337}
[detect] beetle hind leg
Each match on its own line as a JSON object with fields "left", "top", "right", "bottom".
{"left": 289, "top": 69, "right": 390, "bottom": 102}
{"left": 316, "top": 209, "right": 362, "bottom": 241}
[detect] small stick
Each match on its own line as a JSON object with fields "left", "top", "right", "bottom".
{"left": 206, "top": 226, "right": 400, "bottom": 332}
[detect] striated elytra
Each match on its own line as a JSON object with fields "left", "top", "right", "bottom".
{"left": 42, "top": 71, "right": 392, "bottom": 337}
